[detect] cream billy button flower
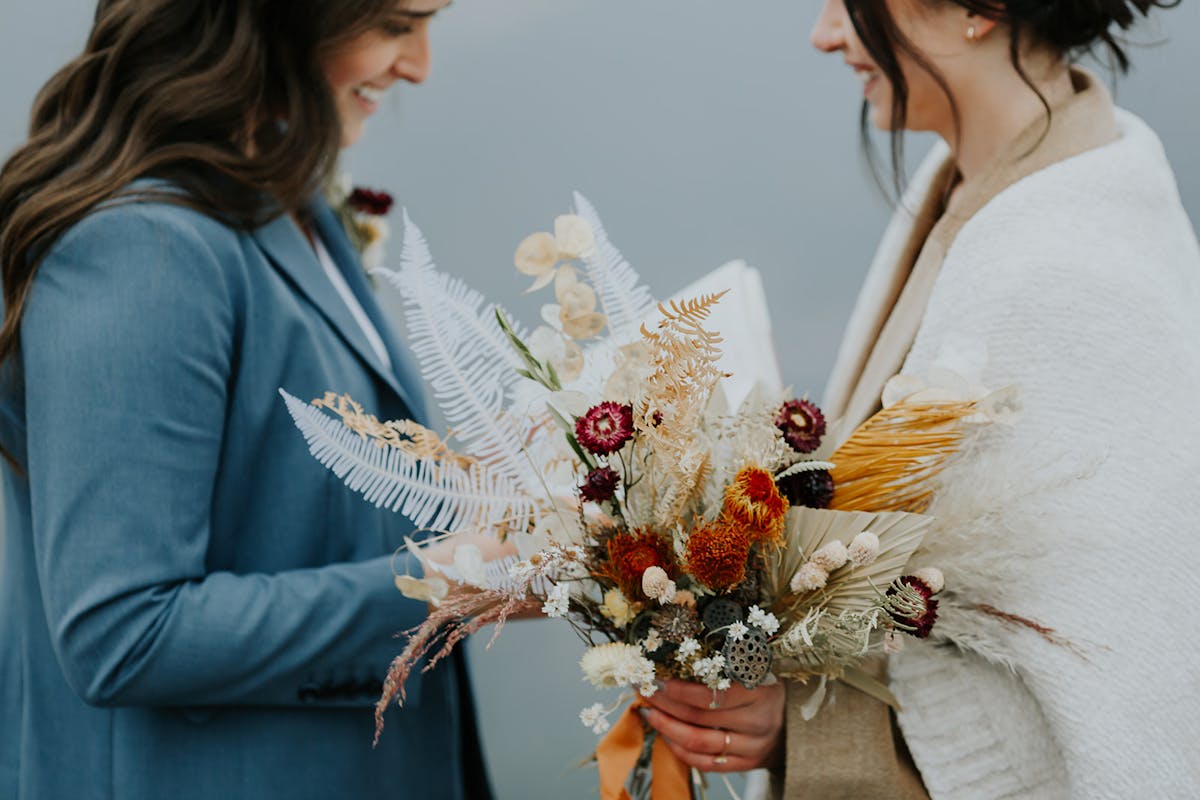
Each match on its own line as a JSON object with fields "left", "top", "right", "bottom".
{"left": 913, "top": 567, "right": 945, "bottom": 594}
{"left": 849, "top": 532, "right": 881, "bottom": 566}
{"left": 811, "top": 540, "right": 849, "bottom": 572}
{"left": 790, "top": 561, "right": 829, "bottom": 593}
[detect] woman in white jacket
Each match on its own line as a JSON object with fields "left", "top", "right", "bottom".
{"left": 641, "top": 1, "right": 1200, "bottom": 797}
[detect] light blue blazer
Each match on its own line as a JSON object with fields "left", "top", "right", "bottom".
{"left": 0, "top": 189, "right": 491, "bottom": 799}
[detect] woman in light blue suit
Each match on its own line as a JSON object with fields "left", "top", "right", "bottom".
{"left": 0, "top": 1, "right": 492, "bottom": 798}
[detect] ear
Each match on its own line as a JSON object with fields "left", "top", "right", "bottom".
{"left": 965, "top": 15, "right": 999, "bottom": 42}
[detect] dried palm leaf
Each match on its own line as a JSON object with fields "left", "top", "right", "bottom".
{"left": 762, "top": 506, "right": 933, "bottom": 619}
{"left": 829, "top": 401, "right": 979, "bottom": 513}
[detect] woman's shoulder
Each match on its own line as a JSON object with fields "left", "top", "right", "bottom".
{"left": 59, "top": 181, "right": 241, "bottom": 253}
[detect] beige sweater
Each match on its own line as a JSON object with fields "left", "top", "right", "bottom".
{"left": 770, "top": 70, "right": 1156, "bottom": 799}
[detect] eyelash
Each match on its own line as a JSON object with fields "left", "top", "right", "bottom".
{"left": 380, "top": 21, "right": 414, "bottom": 37}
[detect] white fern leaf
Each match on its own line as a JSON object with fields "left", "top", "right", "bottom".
{"left": 386, "top": 212, "right": 534, "bottom": 490}
{"left": 573, "top": 191, "right": 657, "bottom": 343}
{"left": 281, "top": 390, "right": 534, "bottom": 533}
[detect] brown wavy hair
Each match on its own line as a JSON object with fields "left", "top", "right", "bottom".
{"left": 0, "top": 0, "right": 404, "bottom": 371}
{"left": 844, "top": 0, "right": 1180, "bottom": 198}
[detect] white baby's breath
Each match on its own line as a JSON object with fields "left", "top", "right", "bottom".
{"left": 675, "top": 637, "right": 701, "bottom": 663}
{"left": 542, "top": 582, "right": 571, "bottom": 618}
{"left": 727, "top": 621, "right": 749, "bottom": 642}
{"left": 747, "top": 605, "right": 780, "bottom": 635}
{"left": 642, "top": 629, "right": 663, "bottom": 653}
{"left": 579, "top": 702, "right": 611, "bottom": 734}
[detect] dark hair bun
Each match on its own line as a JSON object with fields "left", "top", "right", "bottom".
{"left": 1007, "top": 0, "right": 1179, "bottom": 69}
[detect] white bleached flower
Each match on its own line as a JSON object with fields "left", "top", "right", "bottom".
{"left": 600, "top": 588, "right": 638, "bottom": 628}
{"left": 675, "top": 637, "right": 701, "bottom": 663}
{"left": 542, "top": 582, "right": 571, "bottom": 618}
{"left": 526, "top": 325, "right": 584, "bottom": 384}
{"left": 638, "top": 682, "right": 658, "bottom": 698}
{"left": 692, "top": 654, "right": 727, "bottom": 686}
{"left": 359, "top": 217, "right": 390, "bottom": 271}
{"left": 913, "top": 567, "right": 945, "bottom": 594}
{"left": 642, "top": 629, "right": 663, "bottom": 653}
{"left": 747, "top": 605, "right": 780, "bottom": 636}
{"left": 393, "top": 573, "right": 448, "bottom": 605}
{"left": 849, "top": 532, "right": 881, "bottom": 566}
{"left": 726, "top": 621, "right": 749, "bottom": 642}
{"left": 641, "top": 566, "right": 676, "bottom": 605}
{"left": 580, "top": 643, "right": 656, "bottom": 692}
{"left": 790, "top": 561, "right": 829, "bottom": 593}
{"left": 579, "top": 703, "right": 611, "bottom": 735}
{"left": 716, "top": 678, "right": 732, "bottom": 692}
{"left": 554, "top": 214, "right": 596, "bottom": 259}
{"left": 811, "top": 540, "right": 849, "bottom": 572}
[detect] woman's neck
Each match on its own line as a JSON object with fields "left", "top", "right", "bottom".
{"left": 946, "top": 59, "right": 1076, "bottom": 187}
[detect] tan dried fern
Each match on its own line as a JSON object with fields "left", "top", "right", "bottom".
{"left": 828, "top": 401, "right": 978, "bottom": 513}
{"left": 313, "top": 392, "right": 474, "bottom": 469}
{"left": 632, "top": 293, "right": 731, "bottom": 527}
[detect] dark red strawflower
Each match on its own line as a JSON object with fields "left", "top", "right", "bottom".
{"left": 775, "top": 399, "right": 826, "bottom": 454}
{"left": 886, "top": 576, "right": 939, "bottom": 639}
{"left": 579, "top": 466, "right": 620, "bottom": 503}
{"left": 777, "top": 469, "right": 835, "bottom": 509}
{"left": 575, "top": 402, "right": 635, "bottom": 456}
{"left": 348, "top": 188, "right": 394, "bottom": 216}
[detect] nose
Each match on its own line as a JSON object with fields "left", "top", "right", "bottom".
{"left": 811, "top": 0, "right": 848, "bottom": 53}
{"left": 393, "top": 27, "right": 432, "bottom": 84}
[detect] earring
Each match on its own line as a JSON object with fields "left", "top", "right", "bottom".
{"left": 966, "top": 24, "right": 977, "bottom": 41}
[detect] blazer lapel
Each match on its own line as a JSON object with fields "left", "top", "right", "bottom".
{"left": 250, "top": 211, "right": 425, "bottom": 418}
{"left": 309, "top": 200, "right": 430, "bottom": 422}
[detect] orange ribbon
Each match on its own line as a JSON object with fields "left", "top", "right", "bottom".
{"left": 596, "top": 700, "right": 692, "bottom": 800}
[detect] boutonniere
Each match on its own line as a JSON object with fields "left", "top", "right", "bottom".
{"left": 327, "top": 173, "right": 394, "bottom": 274}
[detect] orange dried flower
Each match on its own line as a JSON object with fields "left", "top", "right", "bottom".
{"left": 723, "top": 466, "right": 790, "bottom": 543}
{"left": 606, "top": 530, "right": 675, "bottom": 599}
{"left": 686, "top": 518, "right": 752, "bottom": 591}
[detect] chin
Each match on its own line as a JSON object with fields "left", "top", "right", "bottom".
{"left": 868, "top": 105, "right": 897, "bottom": 132}
{"left": 340, "top": 123, "right": 364, "bottom": 149}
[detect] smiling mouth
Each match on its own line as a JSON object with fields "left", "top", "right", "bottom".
{"left": 851, "top": 66, "right": 882, "bottom": 96}
{"left": 353, "top": 86, "right": 385, "bottom": 106}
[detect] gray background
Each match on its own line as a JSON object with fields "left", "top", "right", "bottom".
{"left": 2, "top": 1, "right": 1197, "bottom": 797}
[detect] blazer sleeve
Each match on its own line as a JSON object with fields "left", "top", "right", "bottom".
{"left": 22, "top": 204, "right": 429, "bottom": 708}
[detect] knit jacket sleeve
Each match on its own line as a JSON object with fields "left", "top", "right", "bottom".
{"left": 890, "top": 112, "right": 1200, "bottom": 799}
